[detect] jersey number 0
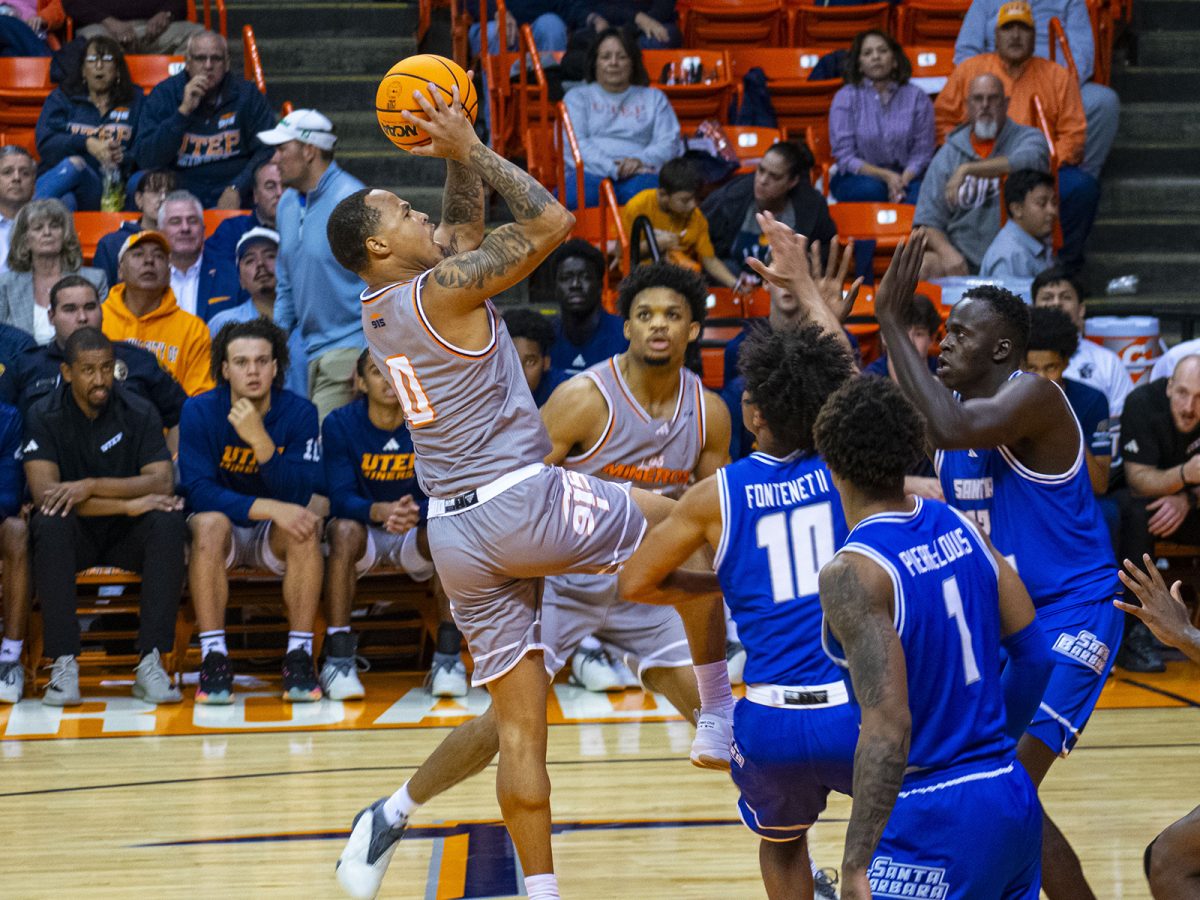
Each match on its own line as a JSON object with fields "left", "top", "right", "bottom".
{"left": 384, "top": 354, "right": 437, "bottom": 427}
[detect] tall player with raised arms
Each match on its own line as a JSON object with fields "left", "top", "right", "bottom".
{"left": 327, "top": 86, "right": 728, "bottom": 900}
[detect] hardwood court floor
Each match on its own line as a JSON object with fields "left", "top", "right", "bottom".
{"left": 1, "top": 664, "right": 1197, "bottom": 899}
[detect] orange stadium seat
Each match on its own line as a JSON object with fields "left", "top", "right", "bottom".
{"left": 805, "top": 124, "right": 833, "bottom": 193}
{"left": 894, "top": 0, "right": 972, "bottom": 48}
{"left": 829, "top": 202, "right": 915, "bottom": 277}
{"left": 74, "top": 211, "right": 140, "bottom": 264}
{"left": 786, "top": 2, "right": 892, "bottom": 47}
{"left": 679, "top": 0, "right": 787, "bottom": 49}
{"left": 724, "top": 126, "right": 783, "bottom": 174}
{"left": 125, "top": 55, "right": 185, "bottom": 94}
{"left": 0, "top": 128, "right": 38, "bottom": 160}
{"left": 642, "top": 49, "right": 734, "bottom": 130}
{"left": 203, "top": 208, "right": 248, "bottom": 237}
{"left": 905, "top": 44, "right": 955, "bottom": 96}
{"left": 0, "top": 57, "right": 53, "bottom": 128}
{"left": 729, "top": 48, "right": 839, "bottom": 138}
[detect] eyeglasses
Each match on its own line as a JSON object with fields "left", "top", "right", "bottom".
{"left": 85, "top": 54, "right": 115, "bottom": 64}
{"left": 188, "top": 54, "right": 226, "bottom": 65}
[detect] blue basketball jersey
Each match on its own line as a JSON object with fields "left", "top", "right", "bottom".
{"left": 715, "top": 450, "right": 849, "bottom": 686}
{"left": 935, "top": 373, "right": 1119, "bottom": 610}
{"left": 825, "top": 498, "right": 1013, "bottom": 780}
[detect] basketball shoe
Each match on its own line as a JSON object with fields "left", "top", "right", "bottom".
{"left": 690, "top": 710, "right": 733, "bottom": 770}
{"left": 42, "top": 655, "right": 81, "bottom": 706}
{"left": 0, "top": 660, "right": 23, "bottom": 704}
{"left": 283, "top": 648, "right": 323, "bottom": 702}
{"left": 133, "top": 649, "right": 182, "bottom": 704}
{"left": 428, "top": 652, "right": 468, "bottom": 698}
{"left": 335, "top": 798, "right": 408, "bottom": 899}
{"left": 320, "top": 632, "right": 366, "bottom": 700}
{"left": 196, "top": 650, "right": 233, "bottom": 705}
{"left": 570, "top": 646, "right": 624, "bottom": 692}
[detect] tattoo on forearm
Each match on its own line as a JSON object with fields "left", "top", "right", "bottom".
{"left": 431, "top": 224, "right": 536, "bottom": 290}
{"left": 466, "top": 144, "right": 552, "bottom": 222}
{"left": 844, "top": 732, "right": 909, "bottom": 871}
{"left": 442, "top": 160, "right": 484, "bottom": 227}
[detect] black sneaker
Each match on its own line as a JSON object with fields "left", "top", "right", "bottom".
{"left": 1116, "top": 621, "right": 1166, "bottom": 674}
{"left": 196, "top": 651, "right": 233, "bottom": 705}
{"left": 282, "top": 648, "right": 323, "bottom": 702}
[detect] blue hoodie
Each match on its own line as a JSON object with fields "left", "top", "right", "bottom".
{"left": 134, "top": 71, "right": 275, "bottom": 208}
{"left": 273, "top": 161, "right": 367, "bottom": 359}
{"left": 35, "top": 86, "right": 145, "bottom": 176}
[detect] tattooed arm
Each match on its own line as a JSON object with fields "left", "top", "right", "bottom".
{"left": 433, "top": 160, "right": 485, "bottom": 254}
{"left": 819, "top": 553, "right": 911, "bottom": 899}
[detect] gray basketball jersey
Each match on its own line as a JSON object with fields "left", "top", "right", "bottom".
{"left": 361, "top": 272, "right": 552, "bottom": 498}
{"left": 566, "top": 356, "right": 707, "bottom": 499}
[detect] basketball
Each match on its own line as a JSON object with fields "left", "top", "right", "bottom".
{"left": 376, "top": 54, "right": 478, "bottom": 151}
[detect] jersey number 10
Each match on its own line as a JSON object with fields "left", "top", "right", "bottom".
{"left": 756, "top": 503, "right": 835, "bottom": 603}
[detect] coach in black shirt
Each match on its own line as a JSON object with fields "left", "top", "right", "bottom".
{"left": 23, "top": 327, "right": 187, "bottom": 707}
{"left": 0, "top": 276, "right": 187, "bottom": 450}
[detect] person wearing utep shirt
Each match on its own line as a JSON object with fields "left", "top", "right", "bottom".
{"left": 322, "top": 350, "right": 455, "bottom": 701}
{"left": 133, "top": 30, "right": 274, "bottom": 209}
{"left": 178, "top": 317, "right": 323, "bottom": 706}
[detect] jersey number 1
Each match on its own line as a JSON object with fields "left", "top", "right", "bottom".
{"left": 385, "top": 355, "right": 436, "bottom": 427}
{"left": 943, "top": 576, "right": 981, "bottom": 686}
{"left": 756, "top": 503, "right": 835, "bottom": 603}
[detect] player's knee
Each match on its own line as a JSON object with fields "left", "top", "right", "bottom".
{"left": 1, "top": 516, "right": 29, "bottom": 559}
{"left": 1148, "top": 812, "right": 1199, "bottom": 893}
{"left": 189, "top": 512, "right": 232, "bottom": 552}
{"left": 327, "top": 518, "right": 366, "bottom": 557}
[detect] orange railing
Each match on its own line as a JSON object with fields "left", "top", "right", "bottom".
{"left": 242, "top": 25, "right": 267, "bottom": 95}
{"left": 185, "top": 0, "right": 228, "bottom": 35}
{"left": 1031, "top": 94, "right": 1064, "bottom": 253}
{"left": 1047, "top": 17, "right": 1080, "bottom": 85}
{"left": 518, "top": 25, "right": 560, "bottom": 191}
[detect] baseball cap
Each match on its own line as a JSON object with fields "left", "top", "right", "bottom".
{"left": 257, "top": 109, "right": 337, "bottom": 150}
{"left": 997, "top": 1, "right": 1035, "bottom": 28}
{"left": 117, "top": 230, "right": 170, "bottom": 263}
{"left": 236, "top": 226, "right": 280, "bottom": 261}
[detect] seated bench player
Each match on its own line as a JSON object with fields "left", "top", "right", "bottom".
{"left": 321, "top": 350, "right": 461, "bottom": 701}
{"left": 179, "top": 317, "right": 324, "bottom": 704}
{"left": 0, "top": 397, "right": 28, "bottom": 703}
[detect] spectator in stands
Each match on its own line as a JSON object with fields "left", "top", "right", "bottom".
{"left": 1116, "top": 354, "right": 1200, "bottom": 672}
{"left": 980, "top": 168, "right": 1058, "bottom": 277}
{"left": 505, "top": 307, "right": 568, "bottom": 406}
{"left": 0, "top": 199, "right": 108, "bottom": 344}
{"left": 703, "top": 141, "right": 838, "bottom": 278}
{"left": 180, "top": 318, "right": 324, "bottom": 705}
{"left": 158, "top": 189, "right": 237, "bottom": 321}
{"left": 206, "top": 228, "right": 305, "bottom": 395}
{"left": 0, "top": 146, "right": 36, "bottom": 276}
{"left": 470, "top": 0, "right": 593, "bottom": 60}
{"left": 1032, "top": 265, "right": 1132, "bottom": 416}
{"left": 322, "top": 350, "right": 458, "bottom": 699}
{"left": 621, "top": 157, "right": 737, "bottom": 287}
{"left": 829, "top": 30, "right": 935, "bottom": 205}
{"left": 863, "top": 293, "right": 942, "bottom": 380}
{"left": 935, "top": 1, "right": 1098, "bottom": 270}
{"left": 562, "top": 27, "right": 681, "bottom": 208}
{"left": 543, "top": 239, "right": 628, "bottom": 376}
{"left": 0, "top": 2, "right": 53, "bottom": 56}
{"left": 258, "top": 109, "right": 365, "bottom": 418}
{"left": 134, "top": 30, "right": 274, "bottom": 209}
{"left": 102, "top": 230, "right": 213, "bottom": 395}
{"left": 33, "top": 36, "right": 141, "bottom": 212}
{"left": 0, "top": 395, "right": 27, "bottom": 704}
{"left": 24, "top": 326, "right": 187, "bottom": 706}
{"left": 0, "top": 321, "right": 33, "bottom": 363}
{"left": 203, "top": 159, "right": 281, "bottom": 277}
{"left": 915, "top": 73, "right": 1049, "bottom": 277}
{"left": 92, "top": 169, "right": 176, "bottom": 285}
{"left": 956, "top": 0, "right": 1119, "bottom": 179}
{"left": 0, "top": 275, "right": 186, "bottom": 447}
{"left": 64, "top": 0, "right": 203, "bottom": 54}
{"left": 587, "top": 1, "right": 679, "bottom": 47}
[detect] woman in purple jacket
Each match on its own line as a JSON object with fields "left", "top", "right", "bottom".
{"left": 828, "top": 30, "right": 934, "bottom": 205}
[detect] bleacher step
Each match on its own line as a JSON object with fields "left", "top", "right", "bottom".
{"left": 1137, "top": 31, "right": 1200, "bottom": 66}
{"left": 1110, "top": 66, "right": 1200, "bottom": 102}
{"left": 1098, "top": 177, "right": 1200, "bottom": 217}
{"left": 1082, "top": 252, "right": 1200, "bottom": 295}
{"left": 245, "top": 36, "right": 414, "bottom": 77}
{"left": 336, "top": 151, "right": 448, "bottom": 188}
{"left": 1117, "top": 103, "right": 1200, "bottom": 142}
{"left": 1105, "top": 142, "right": 1200, "bottom": 177}
{"left": 1136, "top": 0, "right": 1200, "bottom": 32}
{"left": 225, "top": 1, "right": 418, "bottom": 36}
{"left": 1088, "top": 216, "right": 1200, "bottom": 253}
{"left": 267, "top": 74, "right": 385, "bottom": 110}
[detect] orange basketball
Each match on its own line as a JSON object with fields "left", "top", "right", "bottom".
{"left": 376, "top": 54, "right": 478, "bottom": 151}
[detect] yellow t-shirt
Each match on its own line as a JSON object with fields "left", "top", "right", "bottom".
{"left": 621, "top": 189, "right": 716, "bottom": 270}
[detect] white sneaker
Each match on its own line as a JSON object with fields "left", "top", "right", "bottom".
{"left": 133, "top": 649, "right": 182, "bottom": 704}
{"left": 321, "top": 632, "right": 366, "bottom": 701}
{"left": 570, "top": 646, "right": 623, "bottom": 692}
{"left": 43, "top": 655, "right": 81, "bottom": 707}
{"left": 690, "top": 710, "right": 733, "bottom": 770}
{"left": 428, "top": 652, "right": 468, "bottom": 698}
{"left": 335, "top": 798, "right": 408, "bottom": 899}
{"left": 814, "top": 866, "right": 840, "bottom": 899}
{"left": 0, "top": 660, "right": 23, "bottom": 703}
{"left": 726, "top": 640, "right": 747, "bottom": 686}
{"left": 610, "top": 654, "right": 641, "bottom": 689}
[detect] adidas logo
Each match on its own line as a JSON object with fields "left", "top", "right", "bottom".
{"left": 1124, "top": 439, "right": 1139, "bottom": 454}
{"left": 22, "top": 439, "right": 37, "bottom": 453}
{"left": 383, "top": 438, "right": 401, "bottom": 451}
{"left": 655, "top": 423, "right": 670, "bottom": 436}
{"left": 572, "top": 354, "right": 586, "bottom": 368}
{"left": 967, "top": 449, "right": 978, "bottom": 457}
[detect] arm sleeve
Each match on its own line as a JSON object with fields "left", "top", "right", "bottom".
{"left": 978, "top": 242, "right": 1010, "bottom": 278}
{"left": 21, "top": 405, "right": 59, "bottom": 465}
{"left": 179, "top": 326, "right": 215, "bottom": 397}
{"left": 35, "top": 91, "right": 90, "bottom": 168}
{"left": 323, "top": 414, "right": 374, "bottom": 522}
{"left": 0, "top": 409, "right": 23, "bottom": 519}
{"left": 1119, "top": 394, "right": 1162, "bottom": 467}
{"left": 636, "top": 89, "right": 682, "bottom": 171}
{"left": 904, "top": 91, "right": 936, "bottom": 178}
{"left": 93, "top": 232, "right": 121, "bottom": 286}
{"left": 564, "top": 87, "right": 618, "bottom": 178}
{"left": 133, "top": 86, "right": 188, "bottom": 171}
{"left": 256, "top": 399, "right": 320, "bottom": 506}
{"left": 1004, "top": 126, "right": 1051, "bottom": 172}
{"left": 953, "top": 0, "right": 991, "bottom": 64}
{"left": 912, "top": 152, "right": 952, "bottom": 230}
{"left": 178, "top": 398, "right": 256, "bottom": 521}
{"left": 999, "top": 618, "right": 1055, "bottom": 742}
{"left": 933, "top": 69, "right": 968, "bottom": 144}
{"left": 1065, "top": 0, "right": 1095, "bottom": 82}
{"left": 828, "top": 88, "right": 864, "bottom": 174}
{"left": 272, "top": 229, "right": 296, "bottom": 333}
{"left": 1053, "top": 71, "right": 1088, "bottom": 165}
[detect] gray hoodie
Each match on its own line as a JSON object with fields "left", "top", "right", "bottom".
{"left": 914, "top": 120, "right": 1049, "bottom": 270}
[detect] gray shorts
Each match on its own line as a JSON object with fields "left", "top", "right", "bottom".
{"left": 427, "top": 465, "right": 647, "bottom": 685}
{"left": 226, "top": 522, "right": 285, "bottom": 575}
{"left": 356, "top": 524, "right": 407, "bottom": 576}
{"left": 542, "top": 572, "right": 691, "bottom": 684}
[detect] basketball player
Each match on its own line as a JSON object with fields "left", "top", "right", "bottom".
{"left": 813, "top": 375, "right": 1053, "bottom": 898}
{"left": 328, "top": 89, "right": 727, "bottom": 900}
{"left": 619, "top": 324, "right": 860, "bottom": 900}
{"left": 866, "top": 232, "right": 1124, "bottom": 898}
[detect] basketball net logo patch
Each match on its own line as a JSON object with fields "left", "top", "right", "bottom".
{"left": 1052, "top": 630, "right": 1110, "bottom": 675}
{"left": 869, "top": 857, "right": 950, "bottom": 898}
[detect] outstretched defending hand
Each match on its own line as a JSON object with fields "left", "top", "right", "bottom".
{"left": 808, "top": 236, "right": 863, "bottom": 325}
{"left": 873, "top": 229, "right": 926, "bottom": 326}
{"left": 403, "top": 84, "right": 480, "bottom": 163}
{"left": 1117, "top": 553, "right": 1200, "bottom": 664}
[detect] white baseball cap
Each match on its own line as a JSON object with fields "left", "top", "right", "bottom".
{"left": 236, "top": 226, "right": 280, "bottom": 261}
{"left": 257, "top": 109, "right": 337, "bottom": 150}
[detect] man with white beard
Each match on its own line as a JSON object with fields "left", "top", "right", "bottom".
{"left": 913, "top": 73, "right": 1051, "bottom": 278}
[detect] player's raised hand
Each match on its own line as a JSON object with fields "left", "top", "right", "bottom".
{"left": 1116, "top": 553, "right": 1200, "bottom": 663}
{"left": 403, "top": 84, "right": 479, "bottom": 162}
{"left": 874, "top": 229, "right": 926, "bottom": 326}
{"left": 809, "top": 236, "right": 863, "bottom": 324}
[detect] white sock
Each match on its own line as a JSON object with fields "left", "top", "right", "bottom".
{"left": 579, "top": 634, "right": 602, "bottom": 652}
{"left": 725, "top": 606, "right": 739, "bottom": 642}
{"left": 0, "top": 637, "right": 21, "bottom": 664}
{"left": 398, "top": 527, "right": 435, "bottom": 581}
{"left": 326, "top": 625, "right": 351, "bottom": 637}
{"left": 524, "top": 873, "right": 560, "bottom": 900}
{"left": 382, "top": 781, "right": 420, "bottom": 827}
{"left": 199, "top": 630, "right": 227, "bottom": 659}
{"left": 287, "top": 631, "right": 314, "bottom": 655}
{"left": 694, "top": 660, "right": 736, "bottom": 719}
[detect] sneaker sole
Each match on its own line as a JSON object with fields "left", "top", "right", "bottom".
{"left": 132, "top": 685, "right": 182, "bottom": 704}
{"left": 325, "top": 687, "right": 366, "bottom": 701}
{"left": 690, "top": 753, "right": 732, "bottom": 771}
{"left": 195, "top": 691, "right": 233, "bottom": 705}
{"left": 41, "top": 695, "right": 82, "bottom": 707}
{"left": 284, "top": 688, "right": 323, "bottom": 702}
